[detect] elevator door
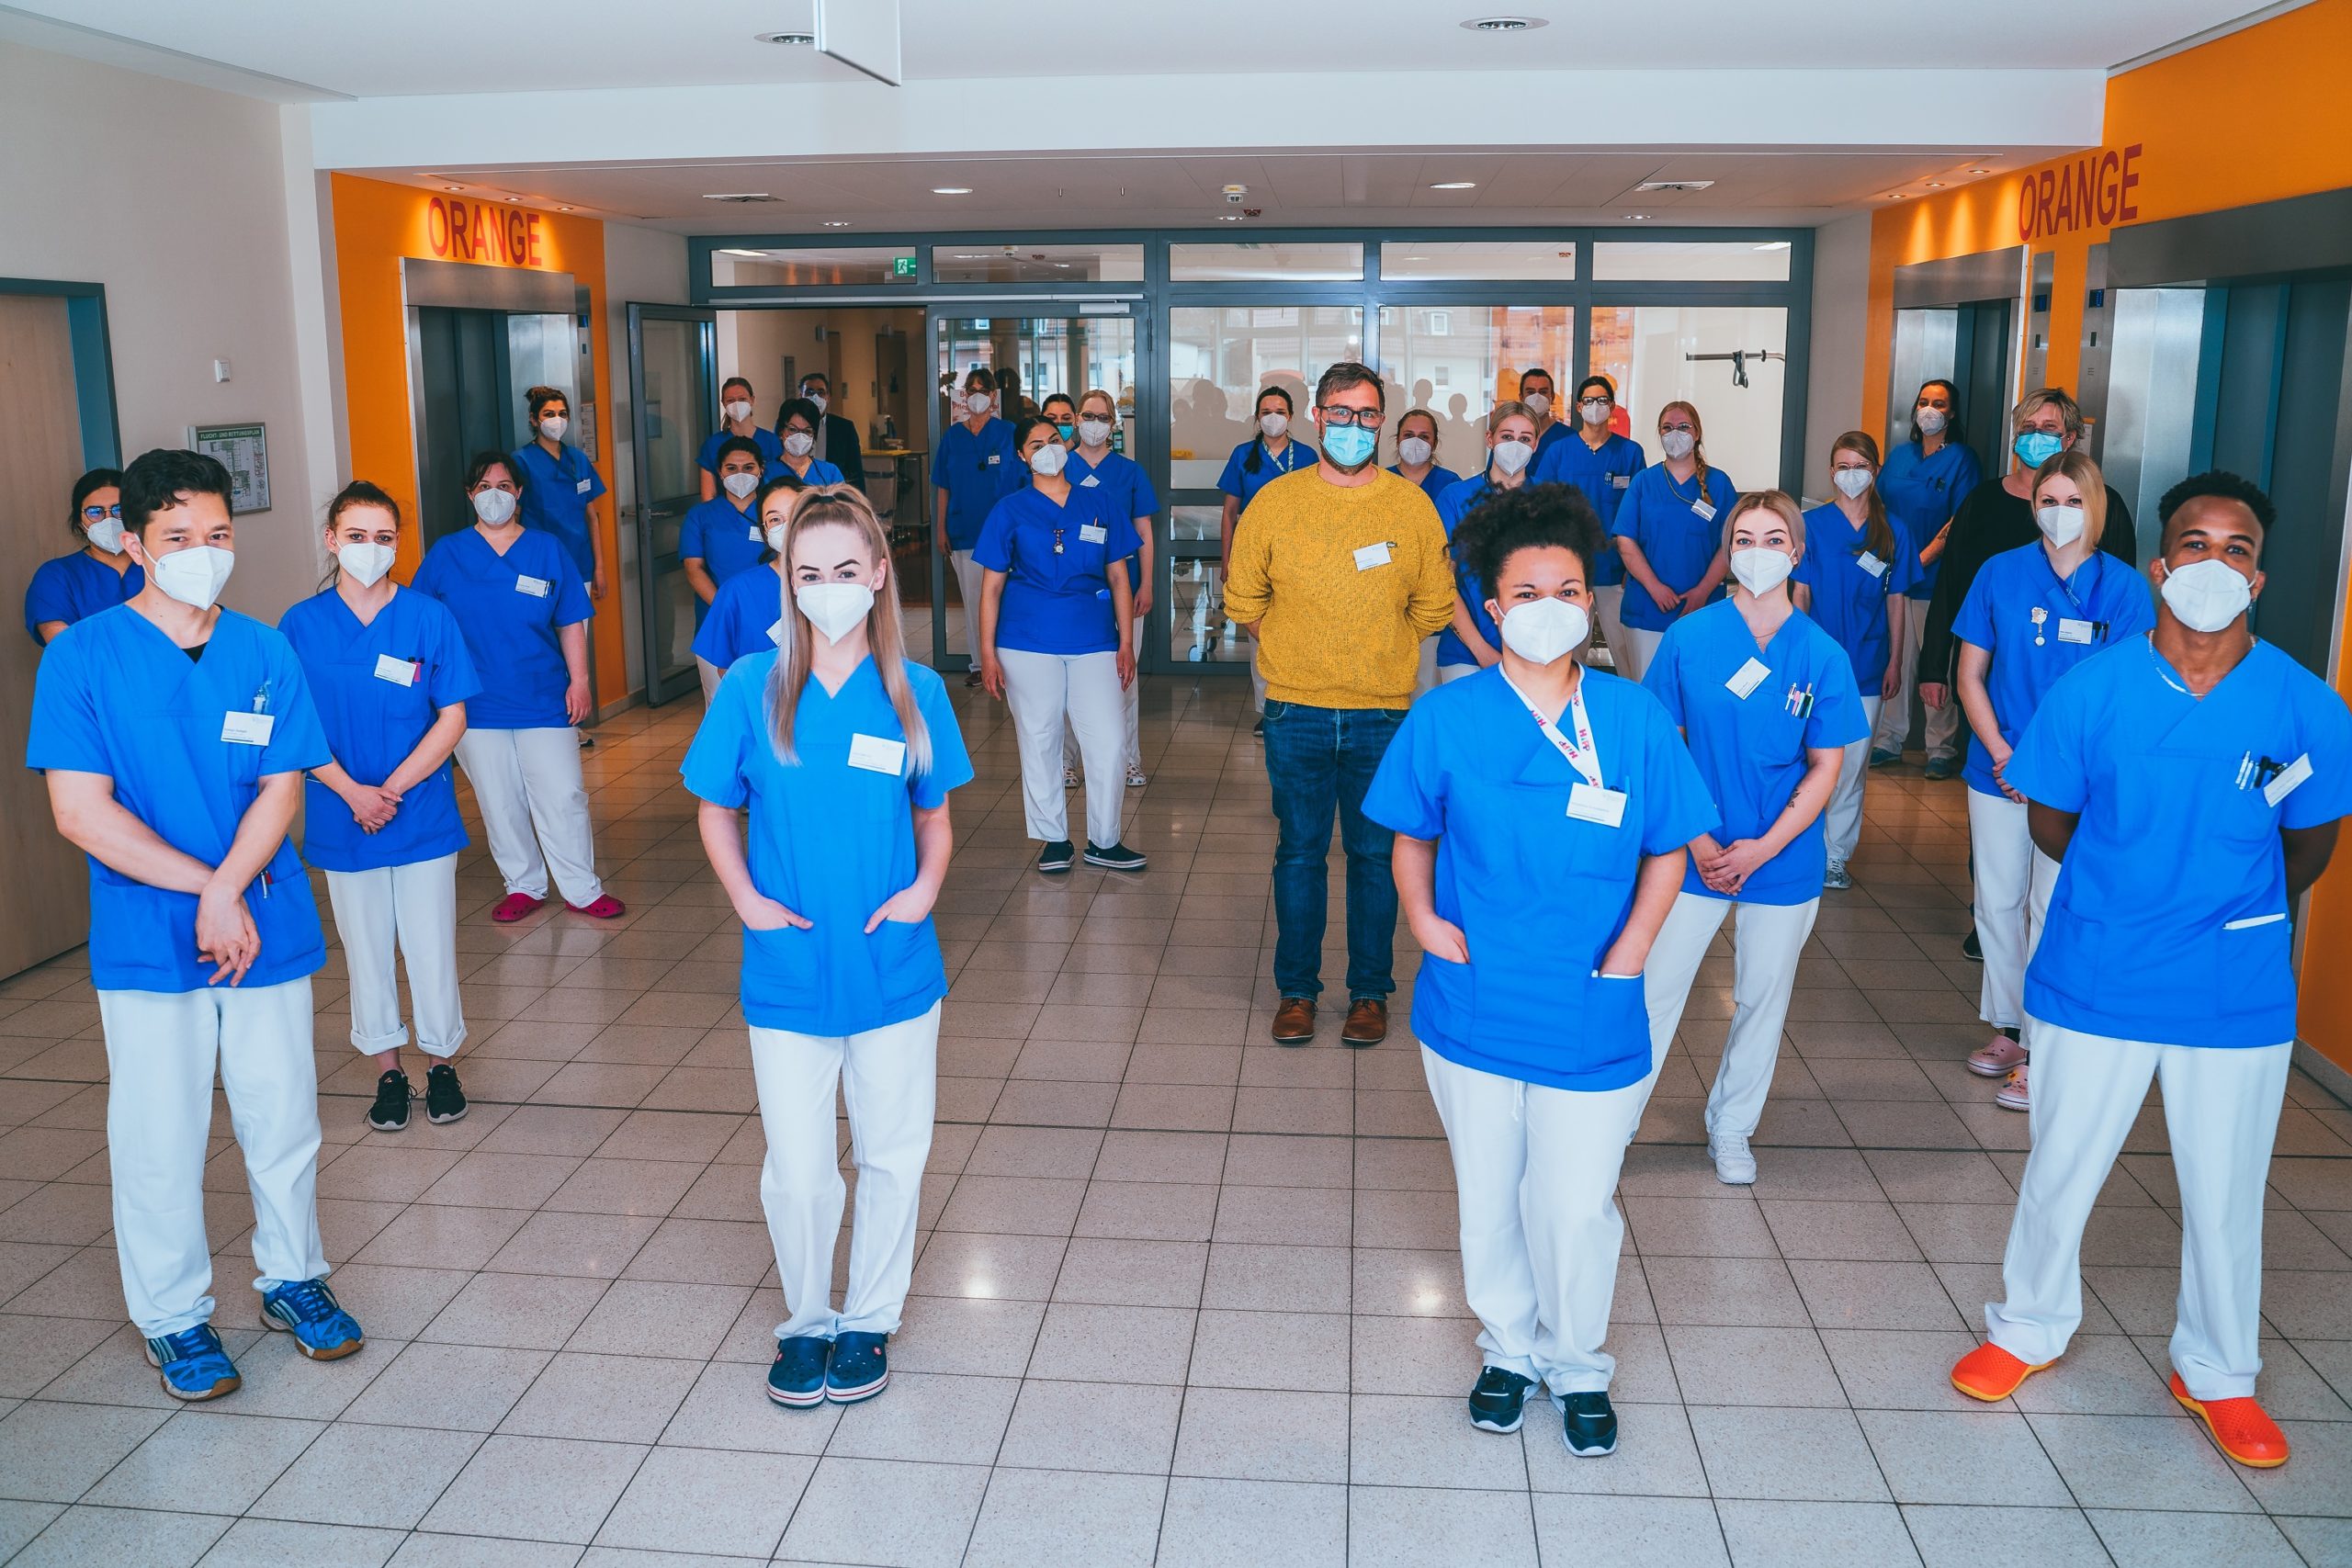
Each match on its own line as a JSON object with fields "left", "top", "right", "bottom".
{"left": 1888, "top": 299, "right": 2012, "bottom": 479}
{"left": 414, "top": 307, "right": 515, "bottom": 547}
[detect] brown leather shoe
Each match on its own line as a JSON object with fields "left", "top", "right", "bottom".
{"left": 1341, "top": 998, "right": 1388, "bottom": 1046}
{"left": 1272, "top": 997, "right": 1316, "bottom": 1045}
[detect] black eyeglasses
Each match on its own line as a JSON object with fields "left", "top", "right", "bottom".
{"left": 1318, "top": 407, "right": 1385, "bottom": 430}
{"left": 81, "top": 504, "right": 121, "bottom": 522}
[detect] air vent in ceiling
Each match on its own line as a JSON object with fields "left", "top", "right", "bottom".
{"left": 701, "top": 193, "right": 779, "bottom": 204}
{"left": 1635, "top": 179, "right": 1715, "bottom": 193}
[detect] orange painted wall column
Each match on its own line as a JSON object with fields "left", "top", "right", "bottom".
{"left": 328, "top": 171, "right": 628, "bottom": 701}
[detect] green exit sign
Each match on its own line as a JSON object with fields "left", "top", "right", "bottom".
{"left": 891, "top": 255, "right": 917, "bottom": 278}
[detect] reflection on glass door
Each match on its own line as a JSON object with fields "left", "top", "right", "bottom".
{"left": 627, "top": 304, "right": 716, "bottom": 706}
{"left": 1375, "top": 305, "right": 1577, "bottom": 479}
{"left": 1590, "top": 306, "right": 1788, "bottom": 490}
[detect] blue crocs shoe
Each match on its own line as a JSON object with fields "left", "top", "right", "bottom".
{"left": 145, "top": 1324, "right": 241, "bottom": 1402}
{"left": 767, "top": 1335, "right": 831, "bottom": 1408}
{"left": 260, "top": 1278, "right": 365, "bottom": 1360}
{"left": 825, "top": 1331, "right": 890, "bottom": 1404}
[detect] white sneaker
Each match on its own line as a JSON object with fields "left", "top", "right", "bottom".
{"left": 1823, "top": 861, "right": 1852, "bottom": 891}
{"left": 1125, "top": 765, "right": 1148, "bottom": 788}
{"left": 1709, "top": 1134, "right": 1758, "bottom": 1186}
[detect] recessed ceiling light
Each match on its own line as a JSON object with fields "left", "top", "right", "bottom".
{"left": 757, "top": 30, "right": 814, "bottom": 44}
{"left": 1967, "top": 167, "right": 1990, "bottom": 175}
{"left": 1217, "top": 214, "right": 1245, "bottom": 221}
{"left": 820, "top": 220, "right": 852, "bottom": 228}
{"left": 504, "top": 196, "right": 523, "bottom": 203}
{"left": 1924, "top": 181, "right": 1944, "bottom": 189}
{"left": 1623, "top": 213, "right": 1649, "bottom": 221}
{"left": 557, "top": 205, "right": 574, "bottom": 212}
{"left": 1430, "top": 181, "right": 1477, "bottom": 191}
{"left": 932, "top": 186, "right": 973, "bottom": 196}
{"left": 1461, "top": 15, "right": 1548, "bottom": 29}
{"left": 444, "top": 185, "right": 463, "bottom": 192}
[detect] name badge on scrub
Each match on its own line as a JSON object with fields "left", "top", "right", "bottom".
{"left": 2264, "top": 752, "right": 2312, "bottom": 807}
{"left": 848, "top": 734, "right": 907, "bottom": 775}
{"left": 1858, "top": 551, "right": 1888, "bottom": 579}
{"left": 220, "top": 711, "right": 275, "bottom": 746}
{"left": 1079, "top": 475, "right": 1100, "bottom": 487}
{"left": 515, "top": 574, "right": 551, "bottom": 597}
{"left": 1611, "top": 474, "right": 1630, "bottom": 489}
{"left": 748, "top": 525, "right": 763, "bottom": 542}
{"left": 765, "top": 619, "right": 785, "bottom": 646}
{"left": 1080, "top": 524, "right": 1108, "bottom": 544}
{"left": 1691, "top": 500, "right": 1717, "bottom": 523}
{"left": 1725, "top": 658, "right": 1771, "bottom": 699}
{"left": 1566, "top": 783, "right": 1627, "bottom": 828}
{"left": 575, "top": 478, "right": 593, "bottom": 494}
{"left": 1353, "top": 542, "right": 1392, "bottom": 571}
{"left": 2057, "top": 618, "right": 2096, "bottom": 644}
{"left": 372, "top": 654, "right": 419, "bottom": 686}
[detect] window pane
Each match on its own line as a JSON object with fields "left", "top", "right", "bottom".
{"left": 1590, "top": 306, "right": 1789, "bottom": 490}
{"left": 1168, "top": 242, "right": 1363, "bottom": 282}
{"left": 711, "top": 247, "right": 918, "bottom": 287}
{"left": 1379, "top": 242, "right": 1576, "bottom": 281}
{"left": 932, "top": 243, "right": 1146, "bottom": 284}
{"left": 1169, "top": 503, "right": 1224, "bottom": 544}
{"left": 1169, "top": 558, "right": 1251, "bottom": 665}
{"left": 1590, "top": 242, "right": 1792, "bottom": 281}
{"left": 936, "top": 315, "right": 1137, "bottom": 427}
{"left": 1375, "top": 305, "right": 1577, "bottom": 480}
{"left": 1168, "top": 305, "right": 1363, "bottom": 490}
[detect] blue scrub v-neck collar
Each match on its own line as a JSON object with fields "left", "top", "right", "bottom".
{"left": 808, "top": 652, "right": 878, "bottom": 701}
{"left": 329, "top": 582, "right": 400, "bottom": 633}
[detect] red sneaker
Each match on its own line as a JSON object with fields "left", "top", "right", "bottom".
{"left": 2170, "top": 1373, "right": 2290, "bottom": 1468}
{"left": 566, "top": 893, "right": 627, "bottom": 919}
{"left": 1950, "top": 1342, "right": 2052, "bottom": 1401}
{"left": 491, "top": 893, "right": 546, "bottom": 924}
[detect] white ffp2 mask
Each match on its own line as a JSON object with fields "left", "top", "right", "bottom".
{"left": 1397, "top": 436, "right": 1433, "bottom": 468}
{"left": 1833, "top": 468, "right": 1873, "bottom": 500}
{"left": 795, "top": 581, "right": 875, "bottom": 643}
{"left": 722, "top": 471, "right": 760, "bottom": 500}
{"left": 723, "top": 400, "right": 752, "bottom": 423}
{"left": 2159, "top": 558, "right": 2253, "bottom": 633}
{"left": 1730, "top": 547, "right": 1794, "bottom": 597}
{"left": 783, "top": 431, "right": 816, "bottom": 459}
{"left": 1498, "top": 597, "right": 1589, "bottom": 665}
{"left": 336, "top": 541, "right": 395, "bottom": 588}
{"left": 2036, "top": 504, "right": 2086, "bottom": 547}
{"left": 148, "top": 545, "right": 234, "bottom": 611}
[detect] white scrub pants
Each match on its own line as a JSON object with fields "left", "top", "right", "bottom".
{"left": 1967, "top": 789, "right": 2058, "bottom": 1033}
{"left": 96, "top": 979, "right": 327, "bottom": 1338}
{"left": 696, "top": 655, "right": 721, "bottom": 706}
{"left": 1824, "top": 694, "right": 1883, "bottom": 866}
{"left": 1065, "top": 615, "right": 1144, "bottom": 775}
{"left": 1987, "top": 1021, "right": 2291, "bottom": 1401}
{"left": 1640, "top": 892, "right": 1819, "bottom": 1139}
{"left": 1875, "top": 604, "right": 1961, "bottom": 761}
{"left": 949, "top": 549, "right": 984, "bottom": 660}
{"left": 1618, "top": 626, "right": 1665, "bottom": 685}
{"left": 456, "top": 726, "right": 604, "bottom": 907}
{"left": 1437, "top": 662, "right": 1479, "bottom": 685}
{"left": 1593, "top": 584, "right": 1630, "bottom": 675}
{"left": 1250, "top": 647, "right": 1269, "bottom": 715}
{"left": 325, "top": 853, "right": 465, "bottom": 1058}
{"left": 1001, "top": 648, "right": 1125, "bottom": 848}
{"left": 752, "top": 1002, "right": 939, "bottom": 1340}
{"left": 1422, "top": 1044, "right": 1648, "bottom": 1394}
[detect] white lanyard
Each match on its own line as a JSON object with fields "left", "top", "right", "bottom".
{"left": 1498, "top": 669, "right": 1602, "bottom": 790}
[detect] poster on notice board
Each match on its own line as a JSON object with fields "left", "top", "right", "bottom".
{"left": 188, "top": 423, "right": 271, "bottom": 514}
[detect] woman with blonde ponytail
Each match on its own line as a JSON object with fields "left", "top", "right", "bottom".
{"left": 681, "top": 482, "right": 974, "bottom": 1414}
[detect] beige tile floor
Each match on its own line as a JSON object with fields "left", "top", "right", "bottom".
{"left": 1, "top": 674, "right": 2349, "bottom": 1567}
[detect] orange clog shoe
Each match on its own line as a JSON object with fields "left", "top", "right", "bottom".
{"left": 2170, "top": 1373, "right": 2290, "bottom": 1468}
{"left": 1951, "top": 1342, "right": 2052, "bottom": 1401}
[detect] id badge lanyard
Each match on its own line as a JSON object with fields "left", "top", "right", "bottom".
{"left": 1498, "top": 669, "right": 1603, "bottom": 790}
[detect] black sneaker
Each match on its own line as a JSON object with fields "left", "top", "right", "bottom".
{"left": 1036, "top": 840, "right": 1076, "bottom": 874}
{"left": 1252, "top": 717, "right": 1264, "bottom": 737}
{"left": 367, "top": 1069, "right": 412, "bottom": 1132}
{"left": 1962, "top": 927, "right": 1983, "bottom": 962}
{"left": 1560, "top": 1391, "right": 1619, "bottom": 1457}
{"left": 1083, "top": 840, "right": 1148, "bottom": 872}
{"left": 1468, "top": 1366, "right": 1537, "bottom": 1433}
{"left": 424, "top": 1062, "right": 468, "bottom": 1124}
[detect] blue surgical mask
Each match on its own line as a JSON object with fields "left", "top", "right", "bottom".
{"left": 2013, "top": 431, "right": 2064, "bottom": 469}
{"left": 1323, "top": 423, "right": 1377, "bottom": 468}
{"left": 1056, "top": 423, "right": 1074, "bottom": 443}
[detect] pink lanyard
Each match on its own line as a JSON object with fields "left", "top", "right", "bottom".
{"left": 1498, "top": 670, "right": 1603, "bottom": 790}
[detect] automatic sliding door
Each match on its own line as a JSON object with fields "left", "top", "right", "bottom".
{"left": 627, "top": 304, "right": 717, "bottom": 706}
{"left": 1590, "top": 305, "right": 1789, "bottom": 490}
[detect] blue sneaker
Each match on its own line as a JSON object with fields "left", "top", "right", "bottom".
{"left": 767, "top": 1335, "right": 831, "bottom": 1408}
{"left": 1922, "top": 754, "right": 1959, "bottom": 782}
{"left": 825, "top": 1331, "right": 889, "bottom": 1404}
{"left": 145, "top": 1324, "right": 241, "bottom": 1401}
{"left": 259, "top": 1278, "right": 364, "bottom": 1360}
{"left": 1868, "top": 747, "right": 1902, "bottom": 769}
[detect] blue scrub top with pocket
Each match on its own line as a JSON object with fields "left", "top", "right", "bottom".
{"left": 681, "top": 651, "right": 976, "bottom": 1036}
{"left": 679, "top": 496, "right": 770, "bottom": 626}
{"left": 972, "top": 484, "right": 1142, "bottom": 657}
{"left": 1432, "top": 473, "right": 1507, "bottom": 669}
{"left": 693, "top": 564, "right": 786, "bottom": 671}
{"left": 1363, "top": 666, "right": 1719, "bottom": 1090}
{"left": 2009, "top": 637, "right": 2352, "bottom": 1048}
{"left": 1877, "top": 438, "right": 1981, "bottom": 603}
{"left": 27, "top": 606, "right": 331, "bottom": 993}
{"left": 510, "top": 441, "right": 607, "bottom": 581}
{"left": 25, "top": 552, "right": 143, "bottom": 645}
{"left": 696, "top": 426, "right": 786, "bottom": 481}
{"left": 1645, "top": 599, "right": 1869, "bottom": 905}
{"left": 1533, "top": 433, "right": 1645, "bottom": 587}
{"left": 1069, "top": 448, "right": 1159, "bottom": 593}
{"left": 1792, "top": 503, "right": 1925, "bottom": 693}
{"left": 1611, "top": 462, "right": 1741, "bottom": 632}
{"left": 411, "top": 526, "right": 594, "bottom": 730}
{"left": 279, "top": 586, "right": 481, "bottom": 874}
{"left": 1951, "top": 543, "right": 2155, "bottom": 797}
{"left": 1216, "top": 436, "right": 1315, "bottom": 514}
{"left": 938, "top": 418, "right": 1019, "bottom": 550}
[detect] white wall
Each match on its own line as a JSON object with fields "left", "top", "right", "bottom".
{"left": 599, "top": 220, "right": 692, "bottom": 697}
{"left": 0, "top": 43, "right": 321, "bottom": 622}
{"left": 1801, "top": 211, "right": 1873, "bottom": 502}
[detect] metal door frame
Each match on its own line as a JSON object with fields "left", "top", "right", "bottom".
{"left": 626, "top": 301, "right": 718, "bottom": 706}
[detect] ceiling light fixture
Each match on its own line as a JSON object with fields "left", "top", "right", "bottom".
{"left": 1636, "top": 179, "right": 1714, "bottom": 193}
{"left": 1430, "top": 181, "right": 1476, "bottom": 191}
{"left": 1217, "top": 214, "right": 1245, "bottom": 221}
{"left": 1924, "top": 181, "right": 1944, "bottom": 188}
{"left": 821, "top": 220, "right": 851, "bottom": 227}
{"left": 443, "top": 185, "right": 463, "bottom": 192}
{"left": 757, "top": 30, "right": 815, "bottom": 44}
{"left": 557, "top": 205, "right": 574, "bottom": 212}
{"left": 701, "top": 192, "right": 776, "bottom": 203}
{"left": 504, "top": 196, "right": 523, "bottom": 203}
{"left": 1967, "top": 167, "right": 1991, "bottom": 175}
{"left": 1623, "top": 213, "right": 1649, "bottom": 221}
{"left": 1461, "top": 15, "right": 1548, "bottom": 29}
{"left": 932, "top": 186, "right": 973, "bottom": 196}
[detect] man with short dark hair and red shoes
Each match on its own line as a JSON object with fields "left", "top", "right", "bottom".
{"left": 1947, "top": 472, "right": 2349, "bottom": 1470}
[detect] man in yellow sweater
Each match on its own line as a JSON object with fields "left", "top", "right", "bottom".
{"left": 1225, "top": 362, "right": 1458, "bottom": 1047}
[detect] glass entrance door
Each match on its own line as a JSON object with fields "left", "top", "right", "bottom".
{"left": 627, "top": 303, "right": 717, "bottom": 705}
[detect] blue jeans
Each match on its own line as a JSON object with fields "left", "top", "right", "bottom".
{"left": 1262, "top": 700, "right": 1406, "bottom": 1002}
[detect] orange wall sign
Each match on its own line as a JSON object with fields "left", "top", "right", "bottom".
{"left": 2014, "top": 144, "right": 2143, "bottom": 242}
{"left": 424, "top": 196, "right": 548, "bottom": 267}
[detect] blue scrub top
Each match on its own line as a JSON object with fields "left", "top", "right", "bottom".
{"left": 510, "top": 440, "right": 607, "bottom": 580}
{"left": 1644, "top": 600, "right": 1869, "bottom": 905}
{"left": 1389, "top": 462, "right": 1464, "bottom": 503}
{"left": 680, "top": 651, "right": 976, "bottom": 1036}
{"left": 278, "top": 586, "right": 481, "bottom": 874}
{"left": 1878, "top": 439, "right": 1982, "bottom": 603}
{"left": 1532, "top": 420, "right": 1572, "bottom": 468}
{"left": 1069, "top": 448, "right": 1159, "bottom": 592}
{"left": 411, "top": 526, "right": 594, "bottom": 730}
{"left": 697, "top": 426, "right": 786, "bottom": 480}
{"left": 25, "top": 551, "right": 143, "bottom": 645}
{"left": 1792, "top": 504, "right": 1925, "bottom": 692}
{"left": 2010, "top": 637, "right": 2352, "bottom": 1049}
{"left": 1433, "top": 473, "right": 1508, "bottom": 668}
{"left": 1363, "top": 666, "right": 1719, "bottom": 1090}
{"left": 1216, "top": 436, "right": 1315, "bottom": 513}
{"left": 693, "top": 563, "right": 786, "bottom": 671}
{"left": 1611, "top": 463, "right": 1741, "bottom": 632}
{"left": 938, "top": 418, "right": 1019, "bottom": 549}
{"left": 1951, "top": 544, "right": 2155, "bottom": 797}
{"left": 972, "top": 484, "right": 1142, "bottom": 657}
{"left": 27, "top": 606, "right": 330, "bottom": 993}
{"left": 1533, "top": 432, "right": 1645, "bottom": 587}
{"left": 679, "top": 496, "right": 770, "bottom": 626}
